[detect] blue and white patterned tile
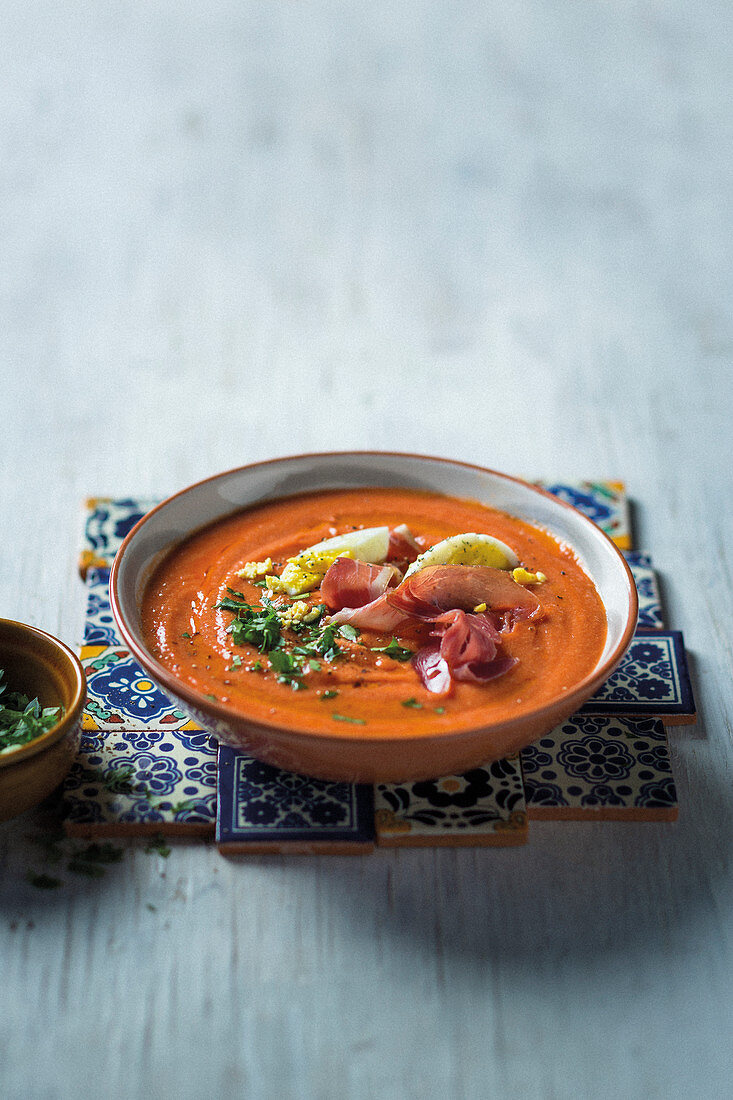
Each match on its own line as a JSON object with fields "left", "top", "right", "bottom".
{"left": 82, "top": 567, "right": 120, "bottom": 645}
{"left": 583, "top": 630, "right": 695, "bottom": 723}
{"left": 79, "top": 496, "right": 159, "bottom": 578}
{"left": 63, "top": 725, "right": 218, "bottom": 837}
{"left": 521, "top": 715, "right": 678, "bottom": 820}
{"left": 80, "top": 645, "right": 204, "bottom": 733}
{"left": 374, "top": 756, "right": 528, "bottom": 846}
{"left": 624, "top": 551, "right": 664, "bottom": 629}
{"left": 216, "top": 747, "right": 375, "bottom": 854}
{"left": 536, "top": 480, "right": 631, "bottom": 548}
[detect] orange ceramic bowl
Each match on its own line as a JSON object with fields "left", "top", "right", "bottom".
{"left": 0, "top": 619, "right": 86, "bottom": 821}
{"left": 110, "top": 452, "right": 638, "bottom": 783}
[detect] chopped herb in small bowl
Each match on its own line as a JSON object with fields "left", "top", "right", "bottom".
{"left": 0, "top": 619, "right": 85, "bottom": 822}
{"left": 0, "top": 668, "right": 64, "bottom": 754}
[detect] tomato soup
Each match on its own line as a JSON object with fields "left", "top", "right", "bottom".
{"left": 141, "top": 488, "right": 607, "bottom": 738}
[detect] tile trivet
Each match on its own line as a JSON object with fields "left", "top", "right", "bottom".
{"left": 216, "top": 747, "right": 376, "bottom": 854}
{"left": 65, "top": 484, "right": 689, "bottom": 846}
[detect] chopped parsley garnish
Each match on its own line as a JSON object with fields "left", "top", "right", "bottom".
{"left": 371, "top": 638, "right": 414, "bottom": 662}
{"left": 66, "top": 842, "right": 125, "bottom": 878}
{"left": 321, "top": 690, "right": 339, "bottom": 700}
{"left": 312, "top": 623, "right": 343, "bottom": 662}
{"left": 217, "top": 592, "right": 283, "bottom": 652}
{"left": 145, "top": 835, "right": 171, "bottom": 857}
{"left": 0, "top": 669, "right": 64, "bottom": 753}
{"left": 268, "top": 648, "right": 307, "bottom": 689}
{"left": 104, "top": 765, "right": 136, "bottom": 794}
{"left": 215, "top": 583, "right": 392, "bottom": 695}
{"left": 26, "top": 872, "right": 62, "bottom": 890}
{"left": 401, "top": 697, "right": 422, "bottom": 709}
{"left": 332, "top": 713, "right": 366, "bottom": 725}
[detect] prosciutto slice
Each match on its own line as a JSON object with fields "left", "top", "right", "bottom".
{"left": 388, "top": 564, "right": 541, "bottom": 622}
{"left": 328, "top": 591, "right": 411, "bottom": 632}
{"left": 387, "top": 523, "right": 421, "bottom": 565}
{"left": 320, "top": 557, "right": 401, "bottom": 613}
{"left": 412, "top": 609, "right": 519, "bottom": 694}
{"left": 412, "top": 645, "right": 452, "bottom": 695}
{"left": 325, "top": 563, "right": 537, "bottom": 691}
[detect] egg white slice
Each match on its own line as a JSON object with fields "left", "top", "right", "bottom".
{"left": 404, "top": 532, "right": 519, "bottom": 578}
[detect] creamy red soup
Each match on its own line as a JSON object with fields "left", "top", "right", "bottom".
{"left": 141, "top": 488, "right": 607, "bottom": 738}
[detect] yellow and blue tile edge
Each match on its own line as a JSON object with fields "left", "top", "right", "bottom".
{"left": 65, "top": 484, "right": 689, "bottom": 846}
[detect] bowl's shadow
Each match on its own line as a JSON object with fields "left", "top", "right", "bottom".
{"left": 258, "top": 732, "right": 728, "bottom": 972}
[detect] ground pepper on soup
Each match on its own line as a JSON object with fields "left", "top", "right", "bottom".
{"left": 141, "top": 487, "right": 607, "bottom": 738}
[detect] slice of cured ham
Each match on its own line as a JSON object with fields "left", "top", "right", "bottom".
{"left": 388, "top": 564, "right": 541, "bottom": 622}
{"left": 326, "top": 561, "right": 540, "bottom": 635}
{"left": 324, "top": 562, "right": 537, "bottom": 691}
{"left": 412, "top": 644, "right": 452, "bottom": 695}
{"left": 412, "top": 609, "right": 519, "bottom": 694}
{"left": 320, "top": 557, "right": 401, "bottom": 613}
{"left": 387, "top": 523, "right": 421, "bottom": 565}
{"left": 328, "top": 591, "right": 411, "bottom": 633}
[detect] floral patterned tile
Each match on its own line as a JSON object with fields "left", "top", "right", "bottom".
{"left": 521, "top": 715, "right": 678, "bottom": 821}
{"left": 63, "top": 725, "right": 218, "bottom": 837}
{"left": 82, "top": 567, "right": 118, "bottom": 645}
{"left": 535, "top": 480, "right": 631, "bottom": 548}
{"left": 624, "top": 551, "right": 664, "bottom": 629}
{"left": 79, "top": 496, "right": 159, "bottom": 579}
{"left": 374, "top": 756, "right": 528, "bottom": 847}
{"left": 216, "top": 747, "right": 375, "bottom": 854}
{"left": 80, "top": 644, "right": 204, "bottom": 734}
{"left": 582, "top": 630, "right": 695, "bottom": 723}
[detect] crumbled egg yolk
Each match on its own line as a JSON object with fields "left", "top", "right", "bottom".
{"left": 237, "top": 557, "right": 274, "bottom": 581}
{"left": 512, "top": 567, "right": 546, "bottom": 585}
{"left": 276, "top": 548, "right": 354, "bottom": 596}
{"left": 278, "top": 600, "right": 317, "bottom": 630}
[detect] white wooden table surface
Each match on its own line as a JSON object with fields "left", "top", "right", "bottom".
{"left": 2, "top": 2, "right": 732, "bottom": 1096}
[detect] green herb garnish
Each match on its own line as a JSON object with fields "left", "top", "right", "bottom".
{"left": 215, "top": 589, "right": 355, "bottom": 692}
{"left": 321, "top": 690, "right": 339, "bottom": 700}
{"left": 370, "top": 638, "right": 414, "bottom": 662}
{"left": 332, "top": 713, "right": 366, "bottom": 725}
{"left": 216, "top": 590, "right": 282, "bottom": 652}
{"left": 312, "top": 623, "right": 343, "bottom": 662}
{"left": 268, "top": 649, "right": 306, "bottom": 689}
{"left": 0, "top": 669, "right": 64, "bottom": 753}
{"left": 26, "top": 872, "right": 62, "bottom": 890}
{"left": 145, "top": 834, "right": 171, "bottom": 857}
{"left": 103, "top": 765, "right": 136, "bottom": 794}
{"left": 401, "top": 697, "right": 423, "bottom": 709}
{"left": 66, "top": 841, "right": 124, "bottom": 879}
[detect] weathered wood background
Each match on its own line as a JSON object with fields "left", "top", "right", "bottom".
{"left": 1, "top": 2, "right": 731, "bottom": 1096}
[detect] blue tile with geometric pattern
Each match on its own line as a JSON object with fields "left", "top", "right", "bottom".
{"left": 624, "top": 551, "right": 664, "bottom": 629}
{"left": 216, "top": 747, "right": 375, "bottom": 854}
{"left": 582, "top": 630, "right": 695, "bottom": 723}
{"left": 521, "top": 715, "right": 678, "bottom": 820}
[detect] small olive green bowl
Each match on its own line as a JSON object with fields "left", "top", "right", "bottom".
{"left": 0, "top": 618, "right": 86, "bottom": 823}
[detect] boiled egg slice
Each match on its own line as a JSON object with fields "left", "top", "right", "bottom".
{"left": 278, "top": 525, "right": 390, "bottom": 596}
{"left": 404, "top": 532, "right": 519, "bottom": 578}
